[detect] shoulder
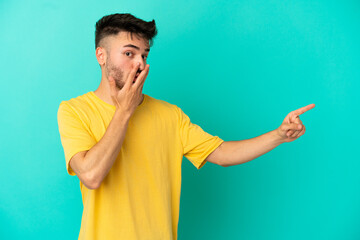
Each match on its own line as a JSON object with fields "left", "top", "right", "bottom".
{"left": 145, "top": 94, "right": 182, "bottom": 115}
{"left": 57, "top": 92, "right": 94, "bottom": 123}
{"left": 59, "top": 92, "right": 92, "bottom": 108}
{"left": 58, "top": 92, "right": 92, "bottom": 114}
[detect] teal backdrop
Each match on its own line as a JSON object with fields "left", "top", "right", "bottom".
{"left": 1, "top": 0, "right": 359, "bottom": 239}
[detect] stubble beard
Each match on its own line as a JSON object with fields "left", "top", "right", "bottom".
{"left": 106, "top": 56, "right": 125, "bottom": 90}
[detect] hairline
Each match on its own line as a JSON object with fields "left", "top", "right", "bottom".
{"left": 97, "top": 31, "right": 150, "bottom": 51}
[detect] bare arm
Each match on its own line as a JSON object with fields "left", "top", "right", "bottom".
{"left": 214, "top": 130, "right": 283, "bottom": 167}
{"left": 70, "top": 62, "right": 150, "bottom": 189}
{"left": 206, "top": 104, "right": 315, "bottom": 167}
{"left": 70, "top": 109, "right": 131, "bottom": 189}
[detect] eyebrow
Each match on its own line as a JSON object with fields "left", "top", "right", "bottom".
{"left": 123, "top": 44, "right": 150, "bottom": 52}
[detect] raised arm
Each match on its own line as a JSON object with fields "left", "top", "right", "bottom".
{"left": 206, "top": 104, "right": 315, "bottom": 167}
{"left": 71, "top": 63, "right": 149, "bottom": 189}
{"left": 70, "top": 109, "right": 132, "bottom": 189}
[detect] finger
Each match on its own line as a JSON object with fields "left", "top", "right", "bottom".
{"left": 287, "top": 129, "right": 300, "bottom": 137}
{"left": 284, "top": 112, "right": 293, "bottom": 124}
{"left": 134, "top": 64, "right": 149, "bottom": 86}
{"left": 297, "top": 125, "right": 306, "bottom": 138}
{"left": 138, "top": 65, "right": 150, "bottom": 89}
{"left": 291, "top": 114, "right": 300, "bottom": 123}
{"left": 287, "top": 113, "right": 302, "bottom": 134}
{"left": 138, "top": 73, "right": 147, "bottom": 93}
{"left": 295, "top": 118, "right": 302, "bottom": 124}
{"left": 290, "top": 116, "right": 304, "bottom": 137}
{"left": 125, "top": 63, "right": 140, "bottom": 89}
{"left": 292, "top": 121, "right": 304, "bottom": 137}
{"left": 287, "top": 130, "right": 294, "bottom": 137}
{"left": 283, "top": 123, "right": 303, "bottom": 135}
{"left": 293, "top": 103, "right": 315, "bottom": 116}
{"left": 290, "top": 129, "right": 301, "bottom": 138}
{"left": 133, "top": 64, "right": 149, "bottom": 88}
{"left": 285, "top": 112, "right": 298, "bottom": 125}
{"left": 292, "top": 125, "right": 306, "bottom": 138}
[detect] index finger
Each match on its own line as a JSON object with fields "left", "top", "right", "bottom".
{"left": 124, "top": 63, "right": 140, "bottom": 89}
{"left": 133, "top": 64, "right": 149, "bottom": 88}
{"left": 293, "top": 103, "right": 316, "bottom": 116}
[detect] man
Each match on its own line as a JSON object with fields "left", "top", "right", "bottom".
{"left": 57, "top": 13, "right": 315, "bottom": 240}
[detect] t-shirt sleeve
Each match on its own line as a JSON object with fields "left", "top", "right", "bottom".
{"left": 177, "top": 106, "right": 224, "bottom": 169}
{"left": 57, "top": 101, "right": 97, "bottom": 176}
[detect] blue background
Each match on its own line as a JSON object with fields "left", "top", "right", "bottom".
{"left": 1, "top": 0, "right": 359, "bottom": 239}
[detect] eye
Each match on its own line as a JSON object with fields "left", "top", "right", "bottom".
{"left": 125, "top": 51, "right": 133, "bottom": 57}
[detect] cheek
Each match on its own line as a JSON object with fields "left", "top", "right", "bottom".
{"left": 108, "top": 53, "right": 133, "bottom": 70}
{"left": 116, "top": 57, "right": 132, "bottom": 68}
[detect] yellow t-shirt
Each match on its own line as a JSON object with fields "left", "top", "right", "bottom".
{"left": 57, "top": 91, "right": 224, "bottom": 240}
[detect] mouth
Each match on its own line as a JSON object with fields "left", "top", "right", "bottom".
{"left": 133, "top": 73, "right": 140, "bottom": 83}
{"left": 133, "top": 74, "right": 139, "bottom": 83}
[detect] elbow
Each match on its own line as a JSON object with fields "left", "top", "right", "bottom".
{"left": 86, "top": 181, "right": 101, "bottom": 190}
{"left": 219, "top": 158, "right": 229, "bottom": 167}
{"left": 221, "top": 160, "right": 229, "bottom": 167}
{"left": 83, "top": 172, "right": 102, "bottom": 190}
{"left": 221, "top": 157, "right": 234, "bottom": 167}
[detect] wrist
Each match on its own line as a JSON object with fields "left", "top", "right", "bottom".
{"left": 114, "top": 108, "right": 132, "bottom": 121}
{"left": 270, "top": 129, "right": 285, "bottom": 145}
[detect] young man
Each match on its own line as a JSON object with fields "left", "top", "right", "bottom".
{"left": 57, "top": 13, "right": 315, "bottom": 240}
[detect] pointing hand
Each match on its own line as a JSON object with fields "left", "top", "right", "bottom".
{"left": 275, "top": 104, "right": 315, "bottom": 143}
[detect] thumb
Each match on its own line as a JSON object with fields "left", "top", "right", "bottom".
{"left": 282, "top": 123, "right": 303, "bottom": 132}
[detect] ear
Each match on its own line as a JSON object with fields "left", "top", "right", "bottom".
{"left": 95, "top": 47, "right": 107, "bottom": 66}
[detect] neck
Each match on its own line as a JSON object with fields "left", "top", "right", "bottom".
{"left": 93, "top": 76, "right": 144, "bottom": 107}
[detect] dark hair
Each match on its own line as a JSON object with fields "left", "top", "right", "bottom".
{"left": 95, "top": 13, "right": 158, "bottom": 50}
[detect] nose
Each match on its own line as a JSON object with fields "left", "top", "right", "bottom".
{"left": 135, "top": 57, "right": 146, "bottom": 72}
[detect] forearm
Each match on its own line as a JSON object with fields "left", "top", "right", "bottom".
{"left": 221, "top": 129, "right": 284, "bottom": 167}
{"left": 84, "top": 109, "right": 132, "bottom": 187}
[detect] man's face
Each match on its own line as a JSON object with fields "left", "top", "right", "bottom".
{"left": 102, "top": 31, "right": 150, "bottom": 90}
